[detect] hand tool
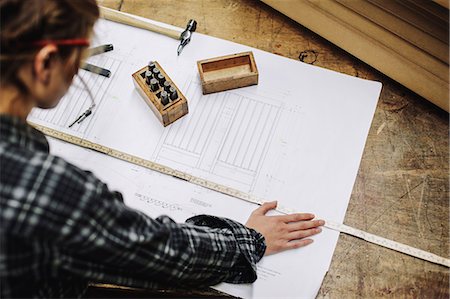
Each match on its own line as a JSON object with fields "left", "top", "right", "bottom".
{"left": 152, "top": 68, "right": 160, "bottom": 76}
{"left": 81, "top": 43, "right": 113, "bottom": 77}
{"left": 145, "top": 70, "right": 152, "bottom": 84}
{"left": 177, "top": 19, "right": 197, "bottom": 56}
{"left": 81, "top": 63, "right": 111, "bottom": 77}
{"left": 68, "top": 106, "right": 94, "bottom": 128}
{"left": 163, "top": 81, "right": 171, "bottom": 92}
{"left": 160, "top": 91, "right": 170, "bottom": 105}
{"left": 156, "top": 73, "right": 166, "bottom": 85}
{"left": 132, "top": 61, "right": 189, "bottom": 126}
{"left": 169, "top": 87, "right": 178, "bottom": 101}
{"left": 148, "top": 61, "right": 156, "bottom": 71}
{"left": 99, "top": 6, "right": 197, "bottom": 56}
{"left": 68, "top": 76, "right": 96, "bottom": 128}
{"left": 71, "top": 44, "right": 113, "bottom": 128}
{"left": 86, "top": 44, "right": 113, "bottom": 56}
{"left": 150, "top": 78, "right": 159, "bottom": 92}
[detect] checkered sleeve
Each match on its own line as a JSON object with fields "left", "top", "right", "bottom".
{"left": 186, "top": 215, "right": 266, "bottom": 283}
{"left": 0, "top": 117, "right": 268, "bottom": 296}
{"left": 75, "top": 180, "right": 267, "bottom": 287}
{"left": 1, "top": 150, "right": 266, "bottom": 288}
{"left": 66, "top": 180, "right": 266, "bottom": 287}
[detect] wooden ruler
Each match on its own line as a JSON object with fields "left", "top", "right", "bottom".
{"left": 30, "top": 122, "right": 450, "bottom": 268}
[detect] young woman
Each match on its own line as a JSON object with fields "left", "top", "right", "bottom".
{"left": 0, "top": 0, "right": 324, "bottom": 297}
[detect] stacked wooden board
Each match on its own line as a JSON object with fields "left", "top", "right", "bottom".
{"left": 261, "top": 0, "right": 449, "bottom": 112}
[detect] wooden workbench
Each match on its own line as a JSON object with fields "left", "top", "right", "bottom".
{"left": 90, "top": 1, "right": 449, "bottom": 298}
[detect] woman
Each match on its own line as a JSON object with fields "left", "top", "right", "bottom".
{"left": 0, "top": 0, "right": 324, "bottom": 297}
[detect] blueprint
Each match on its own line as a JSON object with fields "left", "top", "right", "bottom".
{"left": 28, "top": 18, "right": 381, "bottom": 298}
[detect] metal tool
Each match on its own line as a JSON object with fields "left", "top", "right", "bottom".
{"left": 86, "top": 44, "right": 113, "bottom": 56}
{"left": 169, "top": 87, "right": 178, "bottom": 101}
{"left": 156, "top": 73, "right": 166, "bottom": 85}
{"left": 68, "top": 107, "right": 93, "bottom": 128}
{"left": 81, "top": 44, "right": 113, "bottom": 77}
{"left": 149, "top": 78, "right": 159, "bottom": 92}
{"left": 177, "top": 19, "right": 197, "bottom": 56}
{"left": 68, "top": 75, "right": 96, "bottom": 128}
{"left": 152, "top": 68, "right": 160, "bottom": 76}
{"left": 163, "top": 81, "right": 171, "bottom": 92}
{"left": 148, "top": 61, "right": 156, "bottom": 72}
{"left": 145, "top": 70, "right": 152, "bottom": 84}
{"left": 26, "top": 122, "right": 450, "bottom": 269}
{"left": 160, "top": 90, "right": 169, "bottom": 106}
{"left": 81, "top": 63, "right": 111, "bottom": 77}
{"left": 99, "top": 7, "right": 197, "bottom": 56}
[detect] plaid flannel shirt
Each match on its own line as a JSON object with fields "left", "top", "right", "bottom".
{"left": 0, "top": 115, "right": 266, "bottom": 298}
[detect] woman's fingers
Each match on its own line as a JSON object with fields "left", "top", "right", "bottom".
{"left": 252, "top": 201, "right": 277, "bottom": 216}
{"left": 285, "top": 238, "right": 314, "bottom": 249}
{"left": 286, "top": 219, "right": 325, "bottom": 232}
{"left": 286, "top": 227, "right": 322, "bottom": 240}
{"left": 277, "top": 213, "right": 315, "bottom": 223}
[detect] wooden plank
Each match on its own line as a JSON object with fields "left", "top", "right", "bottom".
{"left": 367, "top": 0, "right": 449, "bottom": 44}
{"left": 261, "top": 0, "right": 449, "bottom": 111}
{"left": 399, "top": 0, "right": 449, "bottom": 26}
{"left": 309, "top": 0, "right": 448, "bottom": 78}
{"left": 433, "top": 0, "right": 450, "bottom": 10}
{"left": 337, "top": 0, "right": 449, "bottom": 63}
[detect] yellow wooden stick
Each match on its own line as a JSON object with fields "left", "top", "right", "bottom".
{"left": 99, "top": 6, "right": 181, "bottom": 40}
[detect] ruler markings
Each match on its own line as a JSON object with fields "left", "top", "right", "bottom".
{"left": 29, "top": 122, "right": 450, "bottom": 268}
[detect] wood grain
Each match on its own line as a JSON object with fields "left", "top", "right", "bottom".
{"left": 261, "top": 0, "right": 449, "bottom": 112}
{"left": 92, "top": 1, "right": 449, "bottom": 298}
{"left": 99, "top": 6, "right": 181, "bottom": 39}
{"left": 197, "top": 52, "right": 258, "bottom": 94}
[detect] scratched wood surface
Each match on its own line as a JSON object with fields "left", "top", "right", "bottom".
{"left": 90, "top": 0, "right": 449, "bottom": 298}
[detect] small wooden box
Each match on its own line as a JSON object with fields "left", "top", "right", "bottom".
{"left": 132, "top": 62, "right": 188, "bottom": 127}
{"left": 197, "top": 51, "right": 258, "bottom": 94}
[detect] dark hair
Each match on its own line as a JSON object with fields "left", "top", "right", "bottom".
{"left": 0, "top": 0, "right": 99, "bottom": 90}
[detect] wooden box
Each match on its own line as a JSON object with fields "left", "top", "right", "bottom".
{"left": 197, "top": 51, "right": 258, "bottom": 94}
{"left": 132, "top": 62, "right": 188, "bottom": 127}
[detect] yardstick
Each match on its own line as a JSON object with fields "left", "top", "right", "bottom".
{"left": 29, "top": 122, "right": 450, "bottom": 268}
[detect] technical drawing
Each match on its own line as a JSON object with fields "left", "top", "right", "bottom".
{"left": 29, "top": 55, "right": 122, "bottom": 134}
{"left": 154, "top": 79, "right": 282, "bottom": 191}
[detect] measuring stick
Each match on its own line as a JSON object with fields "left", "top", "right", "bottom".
{"left": 29, "top": 123, "right": 450, "bottom": 268}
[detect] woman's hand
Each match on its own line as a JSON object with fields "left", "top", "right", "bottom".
{"left": 245, "top": 201, "right": 324, "bottom": 255}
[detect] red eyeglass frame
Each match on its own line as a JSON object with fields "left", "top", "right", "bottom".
{"left": 31, "top": 38, "right": 90, "bottom": 47}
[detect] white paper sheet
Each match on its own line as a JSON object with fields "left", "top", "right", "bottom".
{"left": 28, "top": 18, "right": 381, "bottom": 298}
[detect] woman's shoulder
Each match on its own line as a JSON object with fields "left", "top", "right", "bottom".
{"left": 1, "top": 146, "right": 125, "bottom": 238}
{"left": 1, "top": 141, "right": 96, "bottom": 186}
{"left": 0, "top": 142, "right": 115, "bottom": 211}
